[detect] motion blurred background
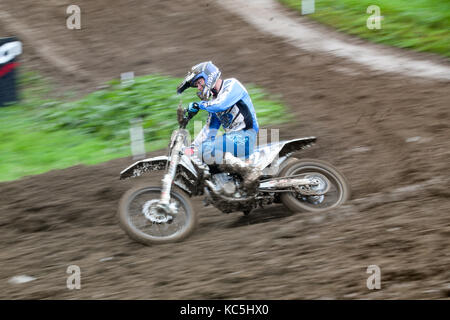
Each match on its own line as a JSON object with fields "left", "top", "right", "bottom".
{"left": 0, "top": 0, "right": 449, "bottom": 299}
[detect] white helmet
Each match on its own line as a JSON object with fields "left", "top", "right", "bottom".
{"left": 177, "top": 61, "right": 221, "bottom": 100}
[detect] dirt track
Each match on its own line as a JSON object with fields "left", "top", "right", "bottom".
{"left": 0, "top": 0, "right": 449, "bottom": 299}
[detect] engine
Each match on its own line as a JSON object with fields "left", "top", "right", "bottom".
{"left": 212, "top": 173, "right": 238, "bottom": 196}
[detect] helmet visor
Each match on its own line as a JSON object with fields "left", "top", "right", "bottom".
{"left": 176, "top": 71, "right": 195, "bottom": 94}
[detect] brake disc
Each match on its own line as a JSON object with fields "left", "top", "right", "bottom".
{"left": 295, "top": 173, "right": 330, "bottom": 196}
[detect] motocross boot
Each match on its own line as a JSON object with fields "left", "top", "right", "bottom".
{"left": 189, "top": 149, "right": 211, "bottom": 179}
{"left": 222, "top": 152, "right": 262, "bottom": 192}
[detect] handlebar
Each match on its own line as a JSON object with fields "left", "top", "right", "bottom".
{"left": 177, "top": 106, "right": 197, "bottom": 129}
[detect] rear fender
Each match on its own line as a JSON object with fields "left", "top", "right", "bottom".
{"left": 279, "top": 137, "right": 317, "bottom": 157}
{"left": 254, "top": 137, "right": 317, "bottom": 172}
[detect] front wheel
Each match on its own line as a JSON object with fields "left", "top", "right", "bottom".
{"left": 279, "top": 159, "right": 351, "bottom": 213}
{"left": 118, "top": 185, "right": 197, "bottom": 245}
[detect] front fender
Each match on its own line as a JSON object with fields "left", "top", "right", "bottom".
{"left": 119, "top": 155, "right": 198, "bottom": 180}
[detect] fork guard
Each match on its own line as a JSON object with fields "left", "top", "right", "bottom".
{"left": 119, "top": 155, "right": 197, "bottom": 181}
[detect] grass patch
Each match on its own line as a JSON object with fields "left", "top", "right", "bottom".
{"left": 0, "top": 71, "right": 290, "bottom": 182}
{"left": 279, "top": 0, "right": 450, "bottom": 57}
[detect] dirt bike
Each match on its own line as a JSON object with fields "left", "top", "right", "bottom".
{"left": 117, "top": 105, "right": 351, "bottom": 245}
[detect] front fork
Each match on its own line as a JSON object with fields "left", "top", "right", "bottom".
{"left": 158, "top": 131, "right": 187, "bottom": 208}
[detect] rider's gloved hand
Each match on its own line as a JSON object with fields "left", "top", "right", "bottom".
{"left": 188, "top": 102, "right": 200, "bottom": 114}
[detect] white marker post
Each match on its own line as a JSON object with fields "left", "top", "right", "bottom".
{"left": 121, "top": 71, "right": 135, "bottom": 87}
{"left": 129, "top": 118, "right": 146, "bottom": 160}
{"left": 302, "top": 0, "right": 315, "bottom": 15}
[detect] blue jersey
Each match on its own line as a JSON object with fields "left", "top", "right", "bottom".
{"left": 193, "top": 78, "right": 259, "bottom": 146}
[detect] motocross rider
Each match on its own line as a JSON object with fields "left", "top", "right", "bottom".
{"left": 176, "top": 61, "right": 262, "bottom": 191}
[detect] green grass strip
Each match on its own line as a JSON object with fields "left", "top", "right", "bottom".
{"left": 279, "top": 0, "right": 450, "bottom": 57}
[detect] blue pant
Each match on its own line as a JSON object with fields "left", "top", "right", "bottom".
{"left": 200, "top": 129, "right": 257, "bottom": 165}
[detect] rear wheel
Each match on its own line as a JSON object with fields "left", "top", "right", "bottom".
{"left": 279, "top": 159, "right": 351, "bottom": 212}
{"left": 118, "top": 184, "right": 197, "bottom": 245}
